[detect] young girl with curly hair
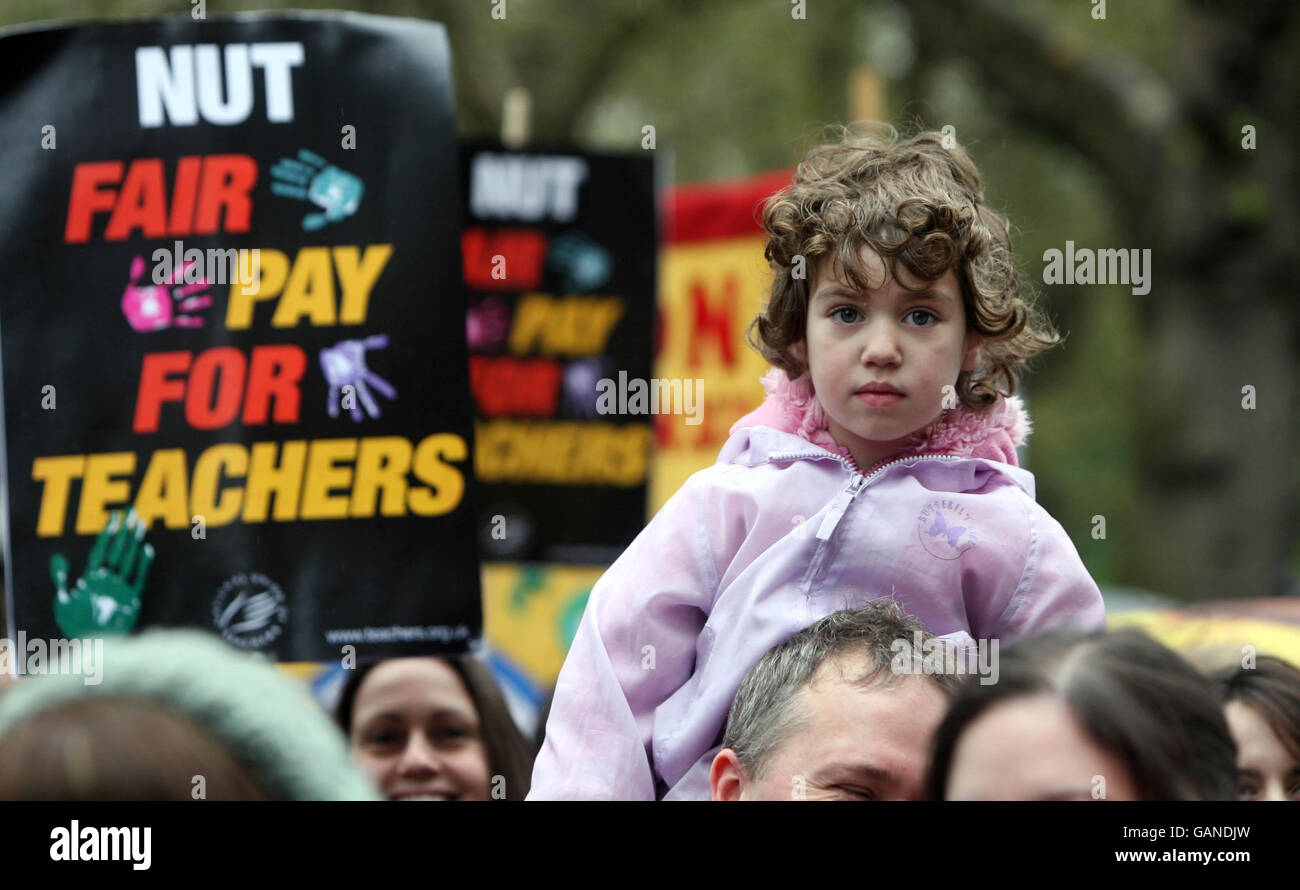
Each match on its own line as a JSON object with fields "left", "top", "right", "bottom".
{"left": 531, "top": 123, "right": 1105, "bottom": 800}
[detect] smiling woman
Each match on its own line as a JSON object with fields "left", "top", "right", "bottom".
{"left": 335, "top": 656, "right": 534, "bottom": 801}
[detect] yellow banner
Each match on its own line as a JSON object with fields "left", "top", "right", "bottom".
{"left": 649, "top": 235, "right": 770, "bottom": 512}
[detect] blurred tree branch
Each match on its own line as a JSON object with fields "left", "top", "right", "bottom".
{"left": 438, "top": 0, "right": 704, "bottom": 143}
{"left": 908, "top": 0, "right": 1167, "bottom": 218}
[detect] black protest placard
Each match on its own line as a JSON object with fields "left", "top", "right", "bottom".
{"left": 461, "top": 142, "right": 658, "bottom": 563}
{"left": 0, "top": 12, "right": 481, "bottom": 662}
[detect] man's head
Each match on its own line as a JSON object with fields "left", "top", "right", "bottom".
{"left": 710, "top": 599, "right": 960, "bottom": 801}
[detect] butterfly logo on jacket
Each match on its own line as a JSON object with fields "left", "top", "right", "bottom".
{"left": 917, "top": 503, "right": 978, "bottom": 560}
{"left": 928, "top": 512, "right": 969, "bottom": 550}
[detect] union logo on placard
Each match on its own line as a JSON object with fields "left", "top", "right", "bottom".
{"left": 212, "top": 572, "right": 288, "bottom": 650}
{"left": 917, "top": 500, "right": 978, "bottom": 560}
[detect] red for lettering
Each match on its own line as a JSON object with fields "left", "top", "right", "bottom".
{"left": 133, "top": 345, "right": 306, "bottom": 433}
{"left": 243, "top": 345, "right": 305, "bottom": 425}
{"left": 469, "top": 355, "right": 562, "bottom": 417}
{"left": 186, "top": 347, "right": 247, "bottom": 429}
{"left": 134, "top": 351, "right": 192, "bottom": 433}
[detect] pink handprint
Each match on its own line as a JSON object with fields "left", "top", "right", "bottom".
{"left": 466, "top": 295, "right": 511, "bottom": 351}
{"left": 121, "top": 255, "right": 213, "bottom": 332}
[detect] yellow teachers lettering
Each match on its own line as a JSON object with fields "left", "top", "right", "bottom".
{"left": 30, "top": 433, "right": 466, "bottom": 536}
{"left": 475, "top": 419, "right": 648, "bottom": 486}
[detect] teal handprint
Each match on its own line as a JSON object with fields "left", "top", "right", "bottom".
{"left": 270, "top": 149, "right": 364, "bottom": 231}
{"left": 51, "top": 508, "right": 153, "bottom": 637}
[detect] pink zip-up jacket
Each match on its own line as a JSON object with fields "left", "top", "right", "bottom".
{"left": 529, "top": 369, "right": 1104, "bottom": 800}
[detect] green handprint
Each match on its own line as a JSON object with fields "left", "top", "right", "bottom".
{"left": 507, "top": 564, "right": 549, "bottom": 612}
{"left": 51, "top": 508, "right": 153, "bottom": 637}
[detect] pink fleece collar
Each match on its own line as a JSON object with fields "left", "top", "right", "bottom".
{"left": 729, "top": 367, "right": 1030, "bottom": 471}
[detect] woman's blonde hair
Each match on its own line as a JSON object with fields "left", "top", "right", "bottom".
{"left": 748, "top": 122, "right": 1059, "bottom": 410}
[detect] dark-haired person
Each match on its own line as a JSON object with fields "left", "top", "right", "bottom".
{"left": 710, "top": 600, "right": 962, "bottom": 801}
{"left": 1217, "top": 655, "right": 1300, "bottom": 801}
{"left": 925, "top": 629, "right": 1238, "bottom": 801}
{"left": 336, "top": 655, "right": 533, "bottom": 801}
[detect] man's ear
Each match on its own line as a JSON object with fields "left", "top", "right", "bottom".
{"left": 709, "top": 748, "right": 747, "bottom": 801}
{"left": 961, "top": 335, "right": 982, "bottom": 373}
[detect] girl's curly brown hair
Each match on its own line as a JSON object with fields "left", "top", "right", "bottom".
{"left": 747, "top": 122, "right": 1059, "bottom": 411}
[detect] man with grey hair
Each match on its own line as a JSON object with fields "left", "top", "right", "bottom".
{"left": 710, "top": 599, "right": 963, "bottom": 801}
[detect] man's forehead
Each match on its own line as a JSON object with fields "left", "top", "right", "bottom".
{"left": 797, "top": 658, "right": 948, "bottom": 730}
{"left": 790, "top": 666, "right": 944, "bottom": 762}
{"left": 805, "top": 650, "right": 889, "bottom": 687}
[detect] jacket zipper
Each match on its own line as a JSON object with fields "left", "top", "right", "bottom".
{"left": 768, "top": 450, "right": 964, "bottom": 542}
{"left": 815, "top": 475, "right": 866, "bottom": 541}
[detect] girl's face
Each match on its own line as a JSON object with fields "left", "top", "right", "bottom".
{"left": 1224, "top": 701, "right": 1300, "bottom": 801}
{"left": 350, "top": 658, "right": 492, "bottom": 801}
{"left": 945, "top": 694, "right": 1141, "bottom": 800}
{"left": 794, "top": 246, "right": 980, "bottom": 471}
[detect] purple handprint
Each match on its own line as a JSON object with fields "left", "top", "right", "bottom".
{"left": 320, "top": 334, "right": 398, "bottom": 421}
{"left": 563, "top": 357, "right": 612, "bottom": 419}
{"left": 121, "top": 255, "right": 213, "bottom": 332}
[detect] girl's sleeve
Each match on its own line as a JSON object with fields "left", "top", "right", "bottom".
{"left": 527, "top": 467, "right": 743, "bottom": 800}
{"left": 967, "top": 492, "right": 1106, "bottom": 645}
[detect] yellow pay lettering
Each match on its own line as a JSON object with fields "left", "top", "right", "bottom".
{"left": 508, "top": 294, "right": 624, "bottom": 357}
{"left": 226, "top": 244, "right": 394, "bottom": 329}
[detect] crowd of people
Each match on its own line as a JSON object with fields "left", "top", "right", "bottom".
{"left": 0, "top": 605, "right": 1296, "bottom": 801}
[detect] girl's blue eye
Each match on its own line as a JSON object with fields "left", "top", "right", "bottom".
{"left": 905, "top": 309, "right": 936, "bottom": 326}
{"left": 832, "top": 306, "right": 860, "bottom": 324}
